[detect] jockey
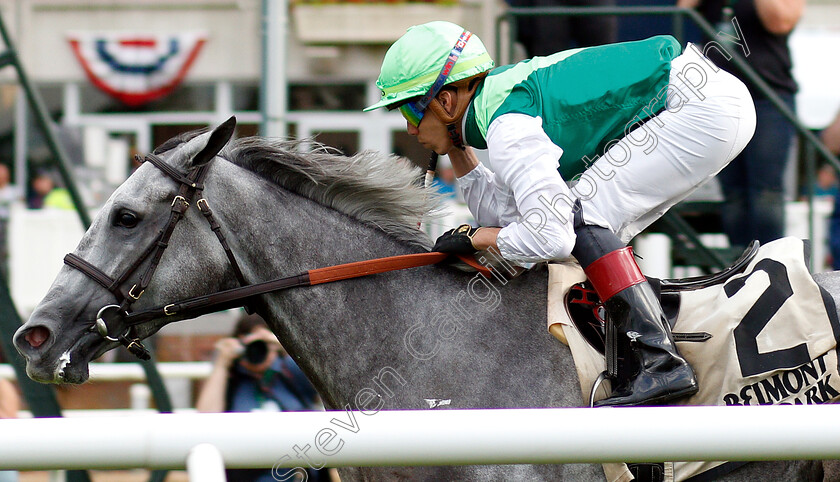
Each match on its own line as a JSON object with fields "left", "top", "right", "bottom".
{"left": 365, "top": 21, "right": 756, "bottom": 407}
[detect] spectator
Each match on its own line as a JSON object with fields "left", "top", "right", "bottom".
{"left": 0, "top": 165, "right": 21, "bottom": 281}
{"left": 26, "top": 170, "right": 53, "bottom": 209}
{"left": 196, "top": 313, "right": 330, "bottom": 482}
{"left": 27, "top": 170, "right": 73, "bottom": 210}
{"left": 43, "top": 186, "right": 73, "bottom": 210}
{"left": 822, "top": 110, "right": 840, "bottom": 270}
{"left": 432, "top": 156, "right": 458, "bottom": 201}
{"left": 0, "top": 368, "right": 20, "bottom": 482}
{"left": 0, "top": 378, "right": 18, "bottom": 419}
{"left": 823, "top": 109, "right": 840, "bottom": 155}
{"left": 507, "top": 0, "right": 618, "bottom": 57}
{"left": 678, "top": 0, "right": 805, "bottom": 247}
{"left": 803, "top": 163, "right": 839, "bottom": 199}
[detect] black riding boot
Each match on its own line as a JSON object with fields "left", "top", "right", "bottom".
{"left": 572, "top": 221, "right": 698, "bottom": 407}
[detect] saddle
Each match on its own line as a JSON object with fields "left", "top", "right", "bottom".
{"left": 564, "top": 241, "right": 759, "bottom": 356}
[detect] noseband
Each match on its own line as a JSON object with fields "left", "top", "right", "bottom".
{"left": 64, "top": 153, "right": 249, "bottom": 359}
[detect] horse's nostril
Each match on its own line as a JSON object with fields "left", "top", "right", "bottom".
{"left": 24, "top": 326, "right": 50, "bottom": 349}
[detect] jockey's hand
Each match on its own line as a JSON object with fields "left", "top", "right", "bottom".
{"left": 433, "top": 224, "right": 481, "bottom": 254}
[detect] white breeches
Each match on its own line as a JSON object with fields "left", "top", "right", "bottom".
{"left": 575, "top": 43, "right": 757, "bottom": 243}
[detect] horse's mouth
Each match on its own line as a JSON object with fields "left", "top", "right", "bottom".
{"left": 23, "top": 330, "right": 108, "bottom": 384}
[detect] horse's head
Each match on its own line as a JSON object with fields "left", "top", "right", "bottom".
{"left": 14, "top": 117, "right": 240, "bottom": 383}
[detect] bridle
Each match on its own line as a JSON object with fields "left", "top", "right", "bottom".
{"left": 63, "top": 147, "right": 494, "bottom": 361}
{"left": 64, "top": 151, "right": 249, "bottom": 360}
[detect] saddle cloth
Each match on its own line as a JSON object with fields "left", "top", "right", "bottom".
{"left": 547, "top": 237, "right": 840, "bottom": 482}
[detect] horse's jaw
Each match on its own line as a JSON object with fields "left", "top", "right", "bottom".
{"left": 14, "top": 306, "right": 113, "bottom": 385}
{"left": 22, "top": 335, "right": 109, "bottom": 385}
{"left": 18, "top": 334, "right": 101, "bottom": 385}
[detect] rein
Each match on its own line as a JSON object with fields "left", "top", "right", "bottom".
{"left": 63, "top": 151, "right": 492, "bottom": 360}
{"left": 115, "top": 251, "right": 489, "bottom": 328}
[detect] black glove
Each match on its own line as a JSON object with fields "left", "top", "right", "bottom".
{"left": 433, "top": 224, "right": 481, "bottom": 254}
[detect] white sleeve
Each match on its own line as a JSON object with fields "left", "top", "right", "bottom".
{"left": 487, "top": 114, "right": 578, "bottom": 264}
{"left": 455, "top": 161, "right": 506, "bottom": 227}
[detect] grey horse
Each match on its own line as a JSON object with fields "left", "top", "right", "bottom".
{"left": 13, "top": 118, "right": 834, "bottom": 480}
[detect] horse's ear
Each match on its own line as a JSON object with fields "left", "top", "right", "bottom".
{"left": 189, "top": 116, "right": 237, "bottom": 167}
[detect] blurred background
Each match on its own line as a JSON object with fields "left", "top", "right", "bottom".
{"left": 0, "top": 0, "right": 838, "bottom": 308}
{"left": 0, "top": 0, "right": 837, "bottom": 480}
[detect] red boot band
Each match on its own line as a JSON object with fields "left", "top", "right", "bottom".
{"left": 583, "top": 246, "right": 646, "bottom": 301}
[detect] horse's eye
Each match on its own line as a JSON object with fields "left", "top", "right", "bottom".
{"left": 115, "top": 212, "right": 139, "bottom": 228}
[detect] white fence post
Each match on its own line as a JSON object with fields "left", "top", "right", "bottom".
{"left": 634, "top": 233, "right": 672, "bottom": 279}
{"left": 187, "top": 443, "right": 226, "bottom": 482}
{"left": 130, "top": 383, "right": 151, "bottom": 410}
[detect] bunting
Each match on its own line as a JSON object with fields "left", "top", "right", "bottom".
{"left": 67, "top": 32, "right": 207, "bottom": 107}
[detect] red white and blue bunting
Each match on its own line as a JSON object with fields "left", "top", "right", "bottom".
{"left": 67, "top": 32, "right": 207, "bottom": 107}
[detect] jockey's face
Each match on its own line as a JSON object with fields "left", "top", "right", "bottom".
{"left": 407, "top": 106, "right": 450, "bottom": 154}
{"left": 406, "top": 90, "right": 459, "bottom": 155}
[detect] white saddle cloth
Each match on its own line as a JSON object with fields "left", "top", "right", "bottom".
{"left": 548, "top": 237, "right": 840, "bottom": 482}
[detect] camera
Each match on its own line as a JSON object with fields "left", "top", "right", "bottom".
{"left": 241, "top": 339, "right": 269, "bottom": 364}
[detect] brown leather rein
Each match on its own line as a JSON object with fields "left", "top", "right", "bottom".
{"left": 63, "top": 152, "right": 491, "bottom": 360}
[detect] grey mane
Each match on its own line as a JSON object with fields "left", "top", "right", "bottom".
{"left": 155, "top": 131, "right": 441, "bottom": 250}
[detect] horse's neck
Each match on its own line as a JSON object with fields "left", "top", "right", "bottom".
{"left": 213, "top": 166, "right": 577, "bottom": 412}
{"left": 215, "top": 173, "right": 436, "bottom": 404}
{"left": 229, "top": 179, "right": 423, "bottom": 278}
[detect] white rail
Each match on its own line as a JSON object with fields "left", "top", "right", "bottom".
{"left": 0, "top": 362, "right": 212, "bottom": 381}
{"left": 0, "top": 405, "right": 838, "bottom": 470}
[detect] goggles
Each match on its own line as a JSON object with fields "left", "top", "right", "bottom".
{"left": 398, "top": 29, "right": 472, "bottom": 128}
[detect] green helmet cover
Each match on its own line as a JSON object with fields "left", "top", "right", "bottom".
{"left": 364, "top": 21, "right": 495, "bottom": 112}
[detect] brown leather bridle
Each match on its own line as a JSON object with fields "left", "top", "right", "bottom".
{"left": 63, "top": 150, "right": 494, "bottom": 360}
{"left": 64, "top": 152, "right": 249, "bottom": 359}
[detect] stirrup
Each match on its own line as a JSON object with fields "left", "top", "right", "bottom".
{"left": 589, "top": 371, "right": 610, "bottom": 408}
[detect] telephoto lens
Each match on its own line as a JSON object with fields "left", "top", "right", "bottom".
{"left": 243, "top": 339, "right": 269, "bottom": 364}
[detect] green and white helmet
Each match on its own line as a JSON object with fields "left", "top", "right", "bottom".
{"left": 364, "top": 21, "right": 495, "bottom": 112}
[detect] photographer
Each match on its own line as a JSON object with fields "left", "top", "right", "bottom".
{"left": 197, "top": 313, "right": 319, "bottom": 413}
{"left": 196, "top": 313, "right": 326, "bottom": 481}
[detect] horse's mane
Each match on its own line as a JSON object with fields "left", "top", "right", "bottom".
{"left": 156, "top": 130, "right": 440, "bottom": 249}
